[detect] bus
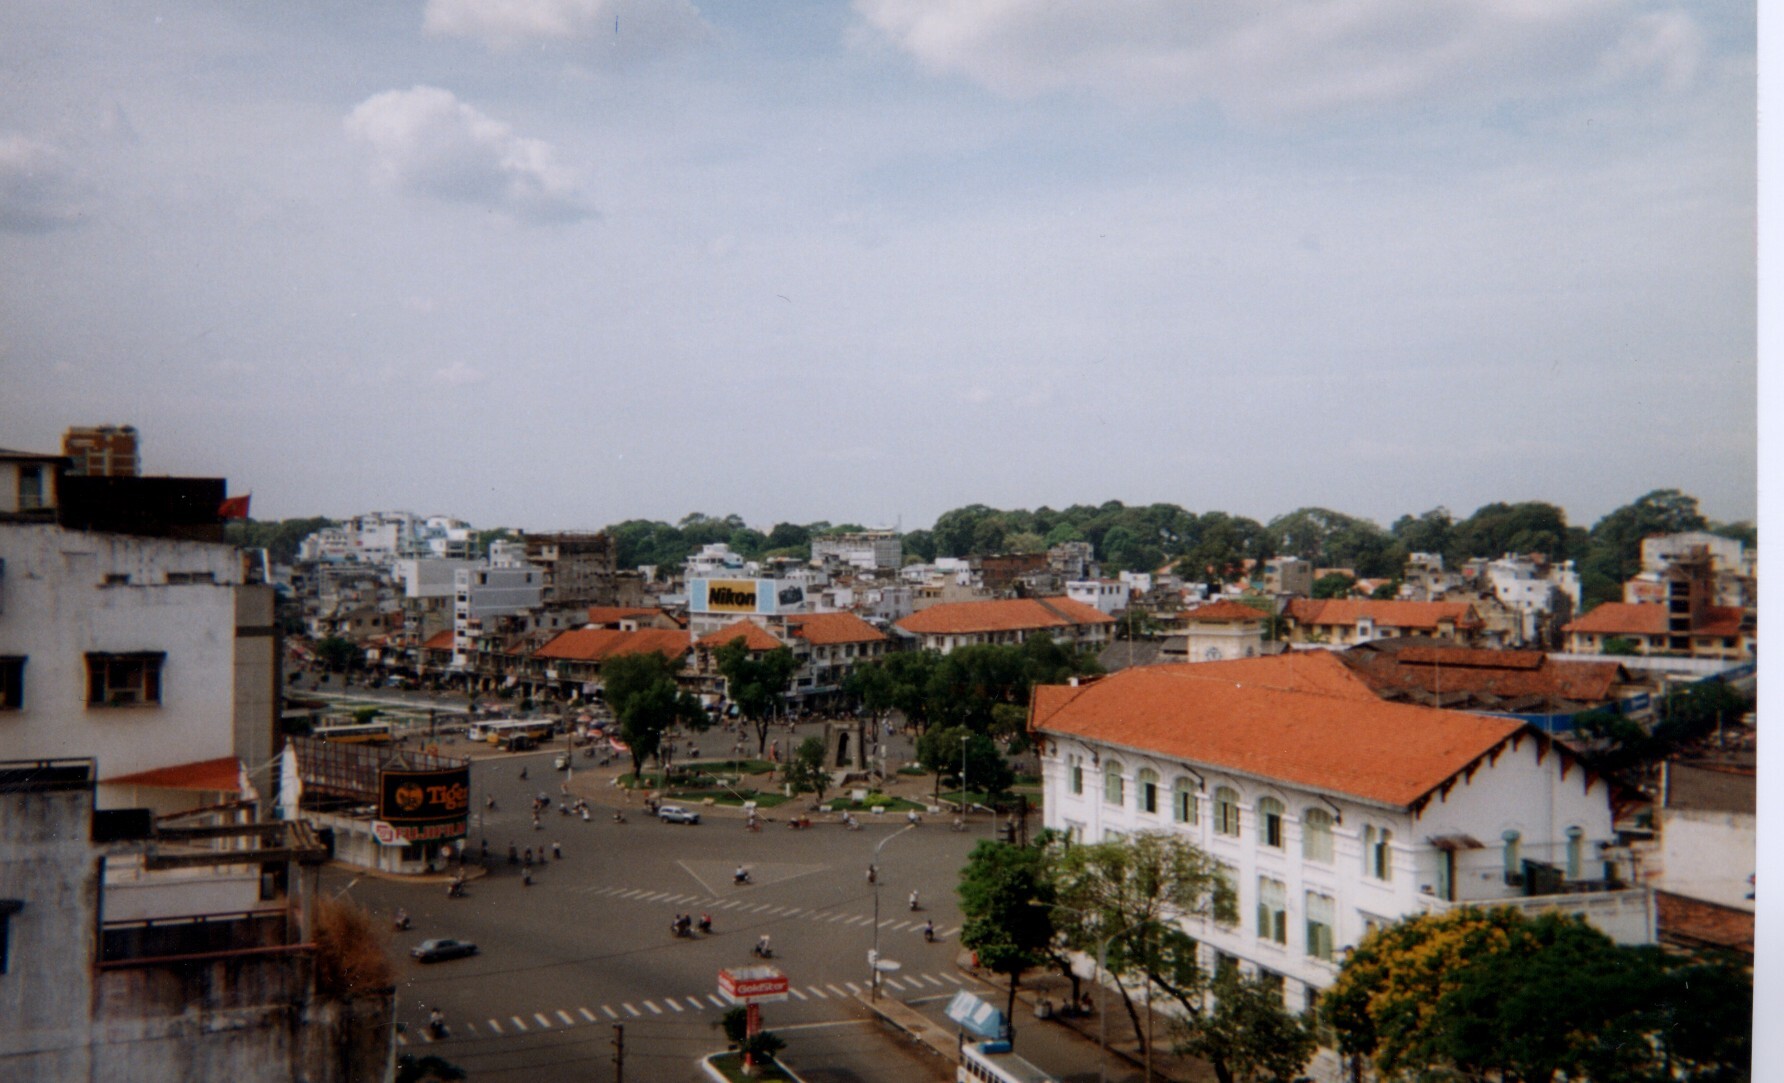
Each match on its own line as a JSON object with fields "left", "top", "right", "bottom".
{"left": 468, "top": 719, "right": 556, "bottom": 745}
{"left": 957, "top": 1040, "right": 1057, "bottom": 1083}
{"left": 314, "top": 721, "right": 394, "bottom": 745}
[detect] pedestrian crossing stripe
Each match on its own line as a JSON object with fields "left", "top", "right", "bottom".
{"left": 557, "top": 1010, "right": 577, "bottom": 1025}
{"left": 579, "top": 1007, "right": 598, "bottom": 1022}
{"left": 510, "top": 1016, "right": 528, "bottom": 1031}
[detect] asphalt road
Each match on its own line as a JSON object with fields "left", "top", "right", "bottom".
{"left": 330, "top": 752, "right": 992, "bottom": 1082}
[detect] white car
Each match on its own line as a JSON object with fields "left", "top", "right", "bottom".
{"left": 657, "top": 805, "right": 700, "bottom": 825}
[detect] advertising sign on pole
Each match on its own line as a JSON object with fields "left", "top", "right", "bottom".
{"left": 718, "top": 966, "right": 790, "bottom": 1004}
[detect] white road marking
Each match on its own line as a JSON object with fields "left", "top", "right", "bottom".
{"left": 510, "top": 1016, "right": 528, "bottom": 1031}
{"left": 666, "top": 998, "right": 684, "bottom": 1013}
{"left": 845, "top": 982, "right": 862, "bottom": 995}
{"left": 578, "top": 1007, "right": 598, "bottom": 1022}
{"left": 644, "top": 1000, "right": 663, "bottom": 1015}
{"left": 882, "top": 977, "right": 905, "bottom": 991}
{"left": 395, "top": 1033, "right": 408, "bottom": 1047}
{"left": 487, "top": 1019, "right": 504, "bottom": 1033}
{"left": 921, "top": 974, "right": 945, "bottom": 987}
{"left": 807, "top": 986, "right": 829, "bottom": 999}
{"left": 687, "top": 997, "right": 706, "bottom": 1011}
{"left": 533, "top": 1013, "right": 552, "bottom": 1028}
{"left": 788, "top": 987, "right": 809, "bottom": 1001}
{"left": 556, "top": 1010, "right": 577, "bottom": 1025}
{"left": 829, "top": 984, "right": 851, "bottom": 997}
{"left": 943, "top": 973, "right": 963, "bottom": 984}
{"left": 623, "top": 1003, "right": 640, "bottom": 1017}
{"left": 603, "top": 1005, "right": 618, "bottom": 1019}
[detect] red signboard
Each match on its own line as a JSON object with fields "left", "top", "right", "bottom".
{"left": 718, "top": 967, "right": 789, "bottom": 1003}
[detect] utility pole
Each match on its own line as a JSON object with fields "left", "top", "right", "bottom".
{"left": 612, "top": 1022, "right": 624, "bottom": 1083}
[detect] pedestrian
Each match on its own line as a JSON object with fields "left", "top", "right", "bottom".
{"left": 581, "top": 807, "right": 590, "bottom": 823}
{"left": 552, "top": 841, "right": 562, "bottom": 860}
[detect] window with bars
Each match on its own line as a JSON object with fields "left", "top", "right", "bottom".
{"left": 1257, "top": 877, "right": 1287, "bottom": 944}
{"left": 1258, "top": 797, "right": 1285, "bottom": 848}
{"left": 85, "top": 652, "right": 165, "bottom": 708}
{"left": 1214, "top": 786, "right": 1241, "bottom": 837}
{"left": 1302, "top": 807, "right": 1334, "bottom": 862}
{"left": 1138, "top": 768, "right": 1159, "bottom": 814}
{"left": 1305, "top": 892, "right": 1335, "bottom": 961}
{"left": 1172, "top": 778, "right": 1197, "bottom": 825}
{"left": 1103, "top": 760, "right": 1125, "bottom": 806}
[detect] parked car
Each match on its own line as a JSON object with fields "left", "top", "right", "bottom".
{"left": 657, "top": 805, "right": 701, "bottom": 825}
{"left": 411, "top": 938, "right": 479, "bottom": 963}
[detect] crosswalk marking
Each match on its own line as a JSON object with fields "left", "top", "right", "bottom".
{"left": 921, "top": 974, "right": 944, "bottom": 987}
{"left": 807, "top": 985, "right": 829, "bottom": 999}
{"left": 883, "top": 977, "right": 905, "bottom": 991}
{"left": 603, "top": 1005, "right": 618, "bottom": 1019}
{"left": 487, "top": 1019, "right": 504, "bottom": 1033}
{"left": 943, "top": 973, "right": 963, "bottom": 984}
{"left": 828, "top": 984, "right": 849, "bottom": 997}
{"left": 579, "top": 1007, "right": 598, "bottom": 1022}
{"left": 624, "top": 1003, "right": 640, "bottom": 1017}
{"left": 789, "top": 987, "right": 809, "bottom": 1001}
{"left": 510, "top": 1016, "right": 528, "bottom": 1031}
{"left": 687, "top": 997, "right": 706, "bottom": 1011}
{"left": 708, "top": 995, "right": 728, "bottom": 1008}
{"left": 533, "top": 1013, "right": 552, "bottom": 1028}
{"left": 644, "top": 1000, "right": 663, "bottom": 1015}
{"left": 666, "top": 999, "right": 684, "bottom": 1013}
{"left": 557, "top": 1010, "right": 577, "bottom": 1025}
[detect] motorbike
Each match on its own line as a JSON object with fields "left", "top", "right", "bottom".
{"left": 697, "top": 915, "right": 712, "bottom": 934}
{"left": 446, "top": 880, "right": 466, "bottom": 899}
{"left": 733, "top": 869, "right": 752, "bottom": 885}
{"left": 393, "top": 911, "right": 411, "bottom": 931}
{"left": 923, "top": 922, "right": 935, "bottom": 943}
{"left": 752, "top": 939, "right": 774, "bottom": 959}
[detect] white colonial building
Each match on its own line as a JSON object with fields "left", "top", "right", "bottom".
{"left": 1031, "top": 654, "right": 1651, "bottom": 1014}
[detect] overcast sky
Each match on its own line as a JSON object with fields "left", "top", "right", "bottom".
{"left": 0, "top": 1, "right": 1760, "bottom": 533}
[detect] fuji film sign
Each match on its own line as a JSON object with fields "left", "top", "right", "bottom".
{"left": 718, "top": 967, "right": 789, "bottom": 1004}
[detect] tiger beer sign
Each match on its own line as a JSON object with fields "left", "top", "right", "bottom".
{"left": 379, "top": 766, "right": 471, "bottom": 829}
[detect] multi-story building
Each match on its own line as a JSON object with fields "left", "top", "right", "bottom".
{"left": 811, "top": 530, "right": 902, "bottom": 572}
{"left": 451, "top": 563, "right": 544, "bottom": 669}
{"left": 522, "top": 531, "right": 617, "bottom": 606}
{"left": 1177, "top": 600, "right": 1268, "bottom": 662}
{"left": 1031, "top": 654, "right": 1651, "bottom": 1016}
{"left": 893, "top": 596, "right": 1115, "bottom": 655}
{"left": 1483, "top": 554, "right": 1580, "bottom": 645}
{"left": 61, "top": 424, "right": 141, "bottom": 477}
{"left": 1065, "top": 578, "right": 1129, "bottom": 616}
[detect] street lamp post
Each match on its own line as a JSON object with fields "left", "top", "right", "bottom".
{"left": 869, "top": 822, "right": 917, "bottom": 1002}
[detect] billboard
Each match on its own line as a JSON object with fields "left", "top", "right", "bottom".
{"left": 378, "top": 766, "right": 471, "bottom": 844}
{"left": 691, "top": 578, "right": 805, "bottom": 616}
{"left": 719, "top": 966, "right": 790, "bottom": 1003}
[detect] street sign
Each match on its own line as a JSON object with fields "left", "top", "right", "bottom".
{"left": 718, "top": 966, "right": 789, "bottom": 1004}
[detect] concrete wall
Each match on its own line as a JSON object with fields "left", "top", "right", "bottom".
{"left": 1658, "top": 808, "right": 1756, "bottom": 911}
{"left": 0, "top": 524, "right": 242, "bottom": 788}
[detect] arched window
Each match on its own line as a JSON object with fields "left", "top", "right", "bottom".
{"left": 1104, "top": 760, "right": 1125, "bottom": 806}
{"left": 1138, "top": 768, "right": 1160, "bottom": 814}
{"left": 1258, "top": 797, "right": 1285, "bottom": 848}
{"left": 1214, "top": 786, "right": 1241, "bottom": 837}
{"left": 1566, "top": 826, "right": 1585, "bottom": 880}
{"left": 1172, "top": 778, "right": 1197, "bottom": 825}
{"left": 1302, "top": 808, "right": 1334, "bottom": 862}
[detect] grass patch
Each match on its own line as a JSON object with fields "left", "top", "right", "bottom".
{"left": 706, "top": 1053, "right": 795, "bottom": 1081}
{"left": 822, "top": 794, "right": 927, "bottom": 813}
{"left": 671, "top": 788, "right": 792, "bottom": 809}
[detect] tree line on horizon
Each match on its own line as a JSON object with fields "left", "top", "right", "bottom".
{"left": 229, "top": 489, "right": 1754, "bottom": 613}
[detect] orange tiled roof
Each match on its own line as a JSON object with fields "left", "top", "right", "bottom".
{"left": 785, "top": 612, "right": 887, "bottom": 645}
{"left": 534, "top": 627, "right": 691, "bottom": 662}
{"left": 422, "top": 630, "right": 455, "bottom": 650}
{"left": 1182, "top": 601, "right": 1269, "bottom": 623}
{"left": 105, "top": 757, "right": 243, "bottom": 792}
{"left": 896, "top": 597, "right": 1116, "bottom": 636}
{"left": 1342, "top": 645, "right": 1625, "bottom": 704}
{"left": 1030, "top": 655, "right": 1533, "bottom": 808}
{"left": 1692, "top": 606, "right": 1747, "bottom": 637}
{"left": 1284, "top": 598, "right": 1483, "bottom": 631}
{"left": 1655, "top": 890, "right": 1754, "bottom": 955}
{"left": 586, "top": 606, "right": 662, "bottom": 626}
{"left": 697, "top": 621, "right": 786, "bottom": 651}
{"left": 1562, "top": 603, "right": 1668, "bottom": 636}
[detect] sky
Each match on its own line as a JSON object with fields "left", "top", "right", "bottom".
{"left": 0, "top": 1, "right": 1761, "bottom": 535}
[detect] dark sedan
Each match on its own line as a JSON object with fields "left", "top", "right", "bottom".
{"left": 411, "top": 937, "right": 478, "bottom": 963}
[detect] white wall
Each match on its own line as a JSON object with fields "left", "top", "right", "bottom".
{"left": 1658, "top": 808, "right": 1756, "bottom": 911}
{"left": 0, "top": 524, "right": 241, "bottom": 788}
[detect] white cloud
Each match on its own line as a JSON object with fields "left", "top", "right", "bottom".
{"left": 0, "top": 133, "right": 88, "bottom": 232}
{"left": 435, "top": 361, "right": 486, "bottom": 386}
{"left": 344, "top": 86, "right": 594, "bottom": 223}
{"left": 423, "top": 0, "right": 710, "bottom": 52}
{"left": 853, "top": 0, "right": 1708, "bottom": 121}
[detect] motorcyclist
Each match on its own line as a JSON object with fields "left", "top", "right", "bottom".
{"left": 698, "top": 912, "right": 712, "bottom": 934}
{"left": 909, "top": 890, "right": 920, "bottom": 911}
{"left": 923, "top": 920, "right": 935, "bottom": 943}
{"left": 734, "top": 865, "right": 750, "bottom": 885}
{"left": 754, "top": 935, "right": 772, "bottom": 958}
{"left": 394, "top": 908, "right": 410, "bottom": 931}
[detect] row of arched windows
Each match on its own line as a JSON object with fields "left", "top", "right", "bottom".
{"left": 1094, "top": 759, "right": 1340, "bottom": 862}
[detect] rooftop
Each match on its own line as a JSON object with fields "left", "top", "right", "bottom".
{"left": 896, "top": 596, "right": 1116, "bottom": 636}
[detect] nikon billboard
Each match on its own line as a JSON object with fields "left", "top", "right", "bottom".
{"left": 691, "top": 578, "right": 804, "bottom": 616}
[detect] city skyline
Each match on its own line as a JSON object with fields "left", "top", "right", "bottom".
{"left": 1, "top": 2, "right": 1760, "bottom": 531}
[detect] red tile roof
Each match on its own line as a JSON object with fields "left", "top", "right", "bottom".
{"left": 1182, "top": 601, "right": 1269, "bottom": 623}
{"left": 1655, "top": 890, "right": 1754, "bottom": 955}
{"left": 696, "top": 621, "right": 786, "bottom": 651}
{"left": 785, "top": 612, "right": 887, "bottom": 645}
{"left": 534, "top": 627, "right": 692, "bottom": 662}
{"left": 1030, "top": 655, "right": 1537, "bottom": 809}
{"left": 422, "top": 629, "right": 455, "bottom": 650}
{"left": 1342, "top": 645, "right": 1626, "bottom": 705}
{"left": 1562, "top": 603, "right": 1668, "bottom": 636}
{"left": 896, "top": 596, "right": 1117, "bottom": 636}
{"left": 105, "top": 757, "right": 244, "bottom": 792}
{"left": 1284, "top": 598, "right": 1483, "bottom": 631}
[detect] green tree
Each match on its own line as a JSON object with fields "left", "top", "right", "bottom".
{"left": 714, "top": 639, "right": 799, "bottom": 756}
{"left": 1370, "top": 580, "right": 1400, "bottom": 600}
{"left": 1311, "top": 572, "right": 1356, "bottom": 599}
{"left": 315, "top": 635, "right": 357, "bottom": 672}
{"left": 958, "top": 839, "right": 1056, "bottom": 1037}
{"left": 783, "top": 735, "right": 832, "bottom": 803}
{"left": 1581, "top": 489, "right": 1709, "bottom": 608}
{"left": 224, "top": 515, "right": 338, "bottom": 564}
{"left": 901, "top": 528, "right": 937, "bottom": 562}
{"left": 603, "top": 651, "right": 702, "bottom": 780}
{"left": 1176, "top": 969, "right": 1316, "bottom": 1083}
{"left": 918, "top": 726, "right": 1014, "bottom": 805}
{"left": 1051, "top": 833, "right": 1237, "bottom": 1062}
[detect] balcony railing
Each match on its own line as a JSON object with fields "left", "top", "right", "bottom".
{"left": 99, "top": 908, "right": 296, "bottom": 967}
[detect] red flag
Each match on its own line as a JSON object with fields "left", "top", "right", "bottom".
{"left": 218, "top": 494, "right": 252, "bottom": 520}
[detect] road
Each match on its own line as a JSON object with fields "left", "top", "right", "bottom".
{"left": 330, "top": 751, "right": 989, "bottom": 1082}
